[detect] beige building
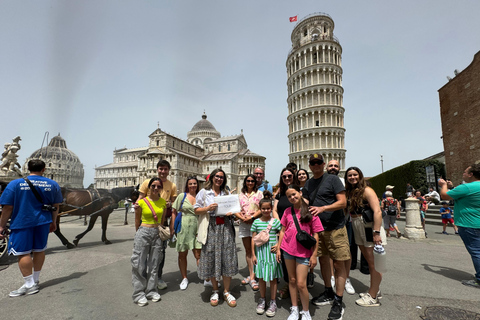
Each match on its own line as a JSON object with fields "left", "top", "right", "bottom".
{"left": 94, "top": 113, "right": 266, "bottom": 191}
{"left": 286, "top": 13, "right": 346, "bottom": 171}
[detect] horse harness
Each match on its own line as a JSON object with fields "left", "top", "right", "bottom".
{"left": 59, "top": 189, "right": 114, "bottom": 217}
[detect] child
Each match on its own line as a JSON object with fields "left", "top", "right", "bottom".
{"left": 251, "top": 191, "right": 283, "bottom": 317}
{"left": 439, "top": 201, "right": 459, "bottom": 235}
{"left": 276, "top": 185, "right": 324, "bottom": 320}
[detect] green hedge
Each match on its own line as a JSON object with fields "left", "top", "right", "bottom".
{"left": 368, "top": 160, "right": 446, "bottom": 199}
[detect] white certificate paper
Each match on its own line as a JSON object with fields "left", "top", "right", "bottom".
{"left": 214, "top": 194, "right": 241, "bottom": 216}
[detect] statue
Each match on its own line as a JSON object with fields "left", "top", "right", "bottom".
{"left": 0, "top": 136, "right": 22, "bottom": 176}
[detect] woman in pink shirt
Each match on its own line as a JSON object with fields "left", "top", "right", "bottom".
{"left": 276, "top": 184, "right": 323, "bottom": 320}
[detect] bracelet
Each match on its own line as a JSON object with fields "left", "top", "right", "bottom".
{"left": 373, "top": 230, "right": 381, "bottom": 234}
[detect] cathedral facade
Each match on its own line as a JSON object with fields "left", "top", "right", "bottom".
{"left": 94, "top": 113, "right": 266, "bottom": 191}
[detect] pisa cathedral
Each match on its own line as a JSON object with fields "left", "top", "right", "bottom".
{"left": 94, "top": 113, "right": 266, "bottom": 191}
{"left": 286, "top": 13, "right": 346, "bottom": 171}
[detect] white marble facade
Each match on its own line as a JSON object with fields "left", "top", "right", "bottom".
{"left": 94, "top": 113, "right": 266, "bottom": 192}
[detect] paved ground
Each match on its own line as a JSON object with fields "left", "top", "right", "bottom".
{"left": 1, "top": 209, "right": 479, "bottom": 320}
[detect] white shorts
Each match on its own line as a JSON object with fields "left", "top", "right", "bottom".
{"left": 351, "top": 216, "right": 387, "bottom": 247}
{"left": 238, "top": 221, "right": 252, "bottom": 238}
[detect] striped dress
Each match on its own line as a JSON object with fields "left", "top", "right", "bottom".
{"left": 251, "top": 218, "right": 283, "bottom": 281}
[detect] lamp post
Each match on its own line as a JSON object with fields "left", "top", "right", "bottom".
{"left": 381, "top": 154, "right": 384, "bottom": 173}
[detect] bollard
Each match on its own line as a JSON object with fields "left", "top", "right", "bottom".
{"left": 404, "top": 197, "right": 426, "bottom": 239}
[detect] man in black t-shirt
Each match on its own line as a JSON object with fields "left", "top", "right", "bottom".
{"left": 302, "top": 154, "right": 347, "bottom": 319}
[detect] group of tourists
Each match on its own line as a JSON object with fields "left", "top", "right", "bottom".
{"left": 128, "top": 155, "right": 389, "bottom": 320}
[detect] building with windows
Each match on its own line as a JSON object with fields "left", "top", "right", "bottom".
{"left": 24, "top": 134, "right": 84, "bottom": 188}
{"left": 286, "top": 13, "right": 346, "bottom": 171}
{"left": 94, "top": 113, "right": 266, "bottom": 191}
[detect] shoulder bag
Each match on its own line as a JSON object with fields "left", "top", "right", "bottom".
{"left": 253, "top": 218, "right": 274, "bottom": 247}
{"left": 173, "top": 193, "right": 188, "bottom": 234}
{"left": 143, "top": 198, "right": 170, "bottom": 241}
{"left": 291, "top": 207, "right": 317, "bottom": 249}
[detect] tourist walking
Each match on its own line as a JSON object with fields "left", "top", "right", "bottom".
{"left": 237, "top": 174, "right": 263, "bottom": 291}
{"left": 194, "top": 169, "right": 239, "bottom": 307}
{"left": 131, "top": 178, "right": 165, "bottom": 306}
{"left": 171, "top": 176, "right": 202, "bottom": 290}
{"left": 345, "top": 167, "right": 386, "bottom": 307}
{"left": 381, "top": 191, "right": 402, "bottom": 238}
{"left": 251, "top": 191, "right": 283, "bottom": 317}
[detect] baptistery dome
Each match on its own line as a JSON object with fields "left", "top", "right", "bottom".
{"left": 187, "top": 112, "right": 221, "bottom": 147}
{"left": 24, "top": 134, "right": 84, "bottom": 188}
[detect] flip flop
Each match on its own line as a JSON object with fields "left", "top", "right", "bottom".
{"left": 241, "top": 276, "right": 251, "bottom": 285}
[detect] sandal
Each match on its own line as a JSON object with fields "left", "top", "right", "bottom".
{"left": 241, "top": 276, "right": 251, "bottom": 285}
{"left": 210, "top": 290, "right": 219, "bottom": 307}
{"left": 278, "top": 283, "right": 289, "bottom": 299}
{"left": 223, "top": 291, "right": 237, "bottom": 307}
{"left": 250, "top": 279, "right": 259, "bottom": 291}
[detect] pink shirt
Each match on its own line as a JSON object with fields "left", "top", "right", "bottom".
{"left": 280, "top": 207, "right": 324, "bottom": 258}
{"left": 238, "top": 190, "right": 263, "bottom": 217}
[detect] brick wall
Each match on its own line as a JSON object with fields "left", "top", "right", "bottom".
{"left": 438, "top": 50, "right": 480, "bottom": 186}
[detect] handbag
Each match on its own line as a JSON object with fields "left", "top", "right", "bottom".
{"left": 361, "top": 205, "right": 386, "bottom": 223}
{"left": 291, "top": 207, "right": 317, "bottom": 249}
{"left": 253, "top": 218, "right": 274, "bottom": 247}
{"left": 173, "top": 193, "right": 188, "bottom": 234}
{"left": 143, "top": 197, "right": 171, "bottom": 241}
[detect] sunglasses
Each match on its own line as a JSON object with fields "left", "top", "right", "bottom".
{"left": 150, "top": 185, "right": 162, "bottom": 189}
{"left": 282, "top": 175, "right": 293, "bottom": 179}
{"left": 246, "top": 180, "right": 255, "bottom": 183}
{"left": 214, "top": 175, "right": 225, "bottom": 180}
{"left": 309, "top": 161, "right": 324, "bottom": 166}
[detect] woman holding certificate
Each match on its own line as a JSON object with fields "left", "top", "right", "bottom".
{"left": 194, "top": 168, "right": 239, "bottom": 307}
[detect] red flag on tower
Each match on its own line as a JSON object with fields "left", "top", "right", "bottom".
{"left": 289, "top": 16, "right": 298, "bottom": 22}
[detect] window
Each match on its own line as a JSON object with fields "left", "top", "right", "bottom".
{"left": 218, "top": 145, "right": 221, "bottom": 152}
{"left": 156, "top": 140, "right": 159, "bottom": 146}
{"left": 316, "top": 120, "right": 320, "bottom": 126}
{"left": 304, "top": 29, "right": 307, "bottom": 36}
{"left": 228, "top": 144, "right": 231, "bottom": 151}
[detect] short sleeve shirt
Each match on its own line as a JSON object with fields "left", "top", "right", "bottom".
{"left": 302, "top": 173, "right": 346, "bottom": 231}
{"left": 447, "top": 181, "right": 480, "bottom": 228}
{"left": 250, "top": 218, "right": 282, "bottom": 244}
{"left": 239, "top": 190, "right": 263, "bottom": 216}
{"left": 257, "top": 183, "right": 273, "bottom": 193}
{"left": 138, "top": 197, "right": 166, "bottom": 224}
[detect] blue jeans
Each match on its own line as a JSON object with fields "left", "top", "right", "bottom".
{"left": 458, "top": 226, "right": 480, "bottom": 282}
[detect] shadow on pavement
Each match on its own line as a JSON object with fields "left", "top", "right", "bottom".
{"left": 40, "top": 271, "right": 88, "bottom": 289}
{"left": 421, "top": 264, "right": 473, "bottom": 282}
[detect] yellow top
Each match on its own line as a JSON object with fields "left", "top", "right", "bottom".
{"left": 138, "top": 197, "right": 166, "bottom": 224}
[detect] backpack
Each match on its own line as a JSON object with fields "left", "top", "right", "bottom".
{"left": 385, "top": 199, "right": 397, "bottom": 216}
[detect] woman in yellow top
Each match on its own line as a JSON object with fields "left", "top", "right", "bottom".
{"left": 131, "top": 178, "right": 166, "bottom": 307}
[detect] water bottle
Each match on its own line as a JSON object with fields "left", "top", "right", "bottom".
{"left": 373, "top": 244, "right": 387, "bottom": 273}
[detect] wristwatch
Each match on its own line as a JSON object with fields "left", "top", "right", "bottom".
{"left": 373, "top": 230, "right": 381, "bottom": 234}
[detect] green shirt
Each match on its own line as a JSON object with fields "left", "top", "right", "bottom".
{"left": 447, "top": 181, "right": 480, "bottom": 228}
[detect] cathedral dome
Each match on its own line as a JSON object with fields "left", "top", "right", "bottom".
{"left": 25, "top": 134, "right": 84, "bottom": 188}
{"left": 187, "top": 113, "right": 221, "bottom": 147}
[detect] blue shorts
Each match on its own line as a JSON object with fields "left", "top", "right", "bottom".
{"left": 8, "top": 224, "right": 50, "bottom": 256}
{"left": 283, "top": 251, "right": 310, "bottom": 266}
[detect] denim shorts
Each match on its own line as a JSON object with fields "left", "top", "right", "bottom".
{"left": 283, "top": 251, "right": 310, "bottom": 266}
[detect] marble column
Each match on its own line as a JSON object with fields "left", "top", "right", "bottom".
{"left": 404, "top": 197, "right": 426, "bottom": 239}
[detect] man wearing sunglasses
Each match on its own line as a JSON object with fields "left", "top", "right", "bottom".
{"left": 253, "top": 167, "right": 273, "bottom": 193}
{"left": 302, "top": 154, "right": 348, "bottom": 320}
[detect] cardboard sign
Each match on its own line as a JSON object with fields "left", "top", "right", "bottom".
{"left": 214, "top": 194, "right": 240, "bottom": 216}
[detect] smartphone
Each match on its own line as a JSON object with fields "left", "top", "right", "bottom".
{"left": 365, "top": 227, "right": 374, "bottom": 242}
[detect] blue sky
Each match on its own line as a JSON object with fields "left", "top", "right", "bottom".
{"left": 1, "top": 0, "right": 479, "bottom": 185}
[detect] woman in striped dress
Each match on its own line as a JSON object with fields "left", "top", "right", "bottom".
{"left": 251, "top": 191, "right": 282, "bottom": 317}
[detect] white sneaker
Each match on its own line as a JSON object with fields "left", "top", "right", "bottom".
{"left": 157, "top": 279, "right": 167, "bottom": 290}
{"left": 180, "top": 278, "right": 189, "bottom": 290}
{"left": 287, "top": 306, "right": 299, "bottom": 320}
{"left": 331, "top": 275, "right": 336, "bottom": 292}
{"left": 345, "top": 278, "right": 355, "bottom": 295}
{"left": 204, "top": 280, "right": 221, "bottom": 288}
{"left": 150, "top": 292, "right": 161, "bottom": 302}
{"left": 136, "top": 296, "right": 148, "bottom": 306}
{"left": 299, "top": 310, "right": 312, "bottom": 320}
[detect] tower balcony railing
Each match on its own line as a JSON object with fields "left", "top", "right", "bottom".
{"left": 287, "top": 34, "right": 340, "bottom": 58}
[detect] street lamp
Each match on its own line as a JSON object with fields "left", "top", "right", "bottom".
{"left": 381, "top": 154, "right": 384, "bottom": 173}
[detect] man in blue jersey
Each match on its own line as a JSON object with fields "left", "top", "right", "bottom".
{"left": 0, "top": 159, "right": 62, "bottom": 297}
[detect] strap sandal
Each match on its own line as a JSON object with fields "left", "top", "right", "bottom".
{"left": 223, "top": 291, "right": 237, "bottom": 307}
{"left": 210, "top": 290, "right": 219, "bottom": 306}
{"left": 241, "top": 276, "right": 251, "bottom": 285}
{"left": 250, "top": 279, "right": 259, "bottom": 291}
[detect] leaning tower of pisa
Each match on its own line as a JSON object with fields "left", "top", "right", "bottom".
{"left": 286, "top": 13, "right": 346, "bottom": 172}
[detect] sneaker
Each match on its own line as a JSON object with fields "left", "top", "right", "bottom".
{"left": 287, "top": 307, "right": 299, "bottom": 320}
{"left": 359, "top": 291, "right": 382, "bottom": 300}
{"left": 266, "top": 300, "right": 277, "bottom": 317}
{"left": 256, "top": 298, "right": 266, "bottom": 314}
{"left": 299, "top": 310, "right": 312, "bottom": 320}
{"left": 328, "top": 300, "right": 345, "bottom": 320}
{"left": 462, "top": 279, "right": 480, "bottom": 289}
{"left": 312, "top": 290, "right": 334, "bottom": 306}
{"left": 345, "top": 278, "right": 355, "bottom": 295}
{"left": 136, "top": 296, "right": 148, "bottom": 307}
{"left": 180, "top": 278, "right": 189, "bottom": 290}
{"left": 204, "top": 280, "right": 221, "bottom": 288}
{"left": 307, "top": 272, "right": 315, "bottom": 288}
{"left": 9, "top": 283, "right": 40, "bottom": 297}
{"left": 331, "top": 276, "right": 336, "bottom": 292}
{"left": 150, "top": 292, "right": 161, "bottom": 302}
{"left": 355, "top": 293, "right": 380, "bottom": 307}
{"left": 442, "top": 231, "right": 448, "bottom": 235}
{"left": 455, "top": 231, "right": 459, "bottom": 235}
{"left": 157, "top": 279, "right": 167, "bottom": 290}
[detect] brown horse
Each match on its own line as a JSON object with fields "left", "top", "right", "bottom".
{"left": 54, "top": 186, "right": 139, "bottom": 249}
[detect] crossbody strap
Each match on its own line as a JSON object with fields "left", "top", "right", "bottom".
{"left": 290, "top": 206, "right": 303, "bottom": 233}
{"left": 24, "top": 178, "right": 44, "bottom": 204}
{"left": 265, "top": 217, "right": 274, "bottom": 232}
{"left": 179, "top": 193, "right": 187, "bottom": 211}
{"left": 143, "top": 198, "right": 159, "bottom": 223}
{"left": 308, "top": 174, "right": 327, "bottom": 205}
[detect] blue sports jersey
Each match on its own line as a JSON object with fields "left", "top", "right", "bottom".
{"left": 0, "top": 176, "right": 63, "bottom": 230}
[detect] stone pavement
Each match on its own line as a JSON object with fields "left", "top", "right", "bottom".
{"left": 0, "top": 209, "right": 479, "bottom": 320}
